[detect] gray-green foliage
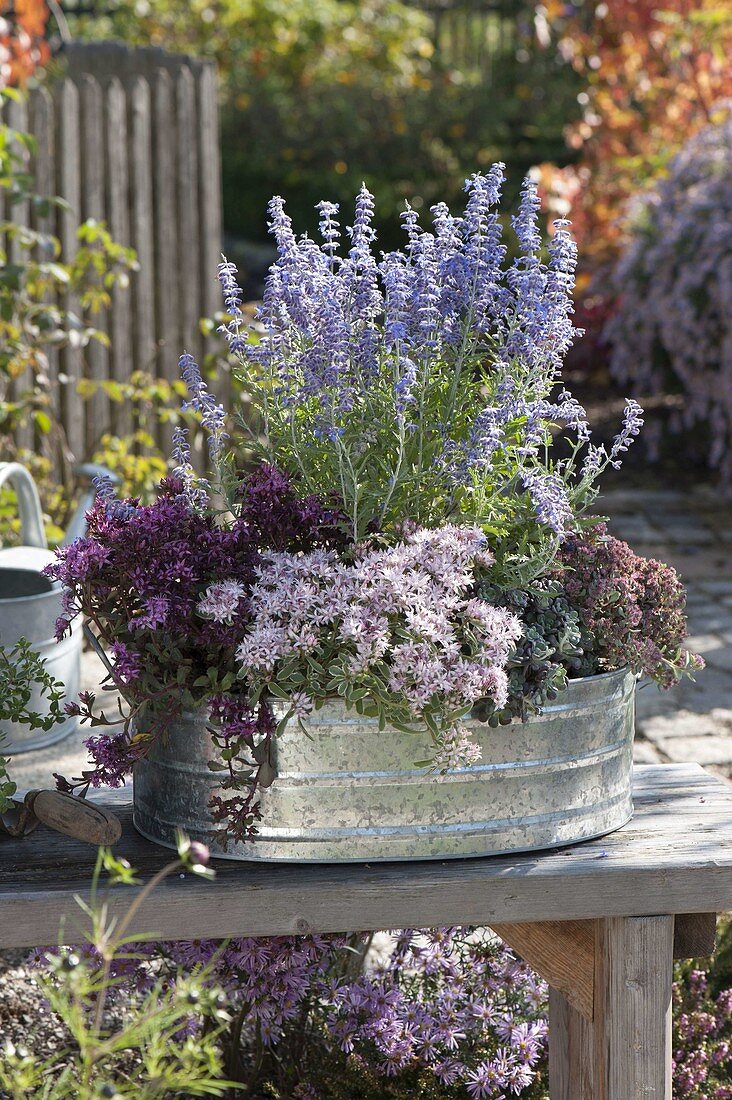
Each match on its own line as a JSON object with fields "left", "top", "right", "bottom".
{"left": 0, "top": 841, "right": 230, "bottom": 1100}
{"left": 0, "top": 731, "right": 16, "bottom": 812}
{"left": 0, "top": 635, "right": 66, "bottom": 736}
{"left": 474, "top": 581, "right": 584, "bottom": 724}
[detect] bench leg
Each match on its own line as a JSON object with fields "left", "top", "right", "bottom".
{"left": 549, "top": 915, "right": 674, "bottom": 1099}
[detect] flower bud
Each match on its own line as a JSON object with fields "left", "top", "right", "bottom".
{"left": 189, "top": 840, "right": 210, "bottom": 867}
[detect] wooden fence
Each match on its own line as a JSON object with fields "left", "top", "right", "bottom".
{"left": 411, "top": 0, "right": 531, "bottom": 78}
{"left": 2, "top": 42, "right": 224, "bottom": 465}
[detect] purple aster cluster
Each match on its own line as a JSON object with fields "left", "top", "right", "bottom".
{"left": 30, "top": 919, "right": 732, "bottom": 1097}
{"left": 114, "top": 926, "right": 546, "bottom": 1096}
{"left": 324, "top": 928, "right": 546, "bottom": 1093}
{"left": 673, "top": 966, "right": 732, "bottom": 1099}
{"left": 236, "top": 525, "right": 522, "bottom": 767}
{"left": 607, "top": 114, "right": 732, "bottom": 486}
{"left": 146, "top": 934, "right": 352, "bottom": 1048}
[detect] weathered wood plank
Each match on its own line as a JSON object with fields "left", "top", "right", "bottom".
{"left": 176, "top": 66, "right": 201, "bottom": 361}
{"left": 106, "top": 77, "right": 133, "bottom": 438}
{"left": 6, "top": 96, "right": 30, "bottom": 261}
{"left": 548, "top": 988, "right": 595, "bottom": 1100}
{"left": 79, "top": 74, "right": 110, "bottom": 453}
{"left": 594, "top": 915, "right": 674, "bottom": 1099}
{"left": 550, "top": 916, "right": 675, "bottom": 1098}
{"left": 197, "top": 62, "right": 226, "bottom": 402}
{"left": 28, "top": 86, "right": 60, "bottom": 470}
{"left": 151, "top": 69, "right": 180, "bottom": 407}
{"left": 126, "top": 77, "right": 157, "bottom": 381}
{"left": 492, "top": 920, "right": 594, "bottom": 1020}
{"left": 499, "top": 909, "right": 718, "bottom": 1036}
{"left": 1, "top": 767, "right": 732, "bottom": 951}
{"left": 56, "top": 79, "right": 84, "bottom": 463}
{"left": 6, "top": 96, "right": 34, "bottom": 453}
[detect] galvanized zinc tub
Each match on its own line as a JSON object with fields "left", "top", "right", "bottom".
{"left": 133, "top": 667, "right": 635, "bottom": 863}
{"left": 0, "top": 565, "right": 81, "bottom": 753}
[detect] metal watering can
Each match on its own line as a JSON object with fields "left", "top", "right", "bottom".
{"left": 0, "top": 462, "right": 118, "bottom": 753}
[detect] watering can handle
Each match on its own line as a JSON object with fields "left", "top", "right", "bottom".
{"left": 61, "top": 464, "right": 122, "bottom": 546}
{"left": 0, "top": 463, "right": 47, "bottom": 549}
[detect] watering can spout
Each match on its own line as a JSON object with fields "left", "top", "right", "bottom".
{"left": 62, "top": 464, "right": 122, "bottom": 545}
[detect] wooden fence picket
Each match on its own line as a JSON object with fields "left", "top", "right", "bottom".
{"left": 56, "top": 78, "right": 84, "bottom": 466}
{"left": 79, "top": 73, "right": 110, "bottom": 453}
{"left": 28, "top": 86, "right": 61, "bottom": 462}
{"left": 6, "top": 95, "right": 34, "bottom": 453}
{"left": 198, "top": 63, "right": 227, "bottom": 407}
{"left": 126, "top": 75, "right": 157, "bottom": 380}
{"left": 151, "top": 67, "right": 181, "bottom": 408}
{"left": 2, "top": 44, "right": 223, "bottom": 471}
{"left": 176, "top": 65, "right": 202, "bottom": 367}
{"left": 106, "top": 77, "right": 133, "bottom": 439}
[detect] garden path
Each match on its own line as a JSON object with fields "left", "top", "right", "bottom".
{"left": 11, "top": 489, "right": 732, "bottom": 791}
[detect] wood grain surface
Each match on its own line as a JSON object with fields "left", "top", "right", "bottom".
{"left": 1, "top": 765, "right": 731, "bottom": 950}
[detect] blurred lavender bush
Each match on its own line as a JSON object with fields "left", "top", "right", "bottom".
{"left": 606, "top": 113, "right": 732, "bottom": 485}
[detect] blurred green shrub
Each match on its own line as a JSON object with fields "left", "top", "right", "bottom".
{"left": 66, "top": 0, "right": 581, "bottom": 247}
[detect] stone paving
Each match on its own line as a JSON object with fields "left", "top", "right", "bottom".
{"left": 11, "top": 488, "right": 732, "bottom": 791}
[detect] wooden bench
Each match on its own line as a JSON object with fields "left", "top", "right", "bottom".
{"left": 2, "top": 762, "right": 731, "bottom": 1098}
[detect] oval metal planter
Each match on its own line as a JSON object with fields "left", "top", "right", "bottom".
{"left": 133, "top": 667, "right": 636, "bottom": 863}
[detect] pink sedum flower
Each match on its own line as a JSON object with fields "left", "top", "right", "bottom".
{"left": 236, "top": 524, "right": 522, "bottom": 768}
{"left": 196, "top": 579, "right": 247, "bottom": 625}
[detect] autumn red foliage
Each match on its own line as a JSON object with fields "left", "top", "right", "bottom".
{"left": 537, "top": 0, "right": 732, "bottom": 270}
{"left": 0, "top": 0, "right": 50, "bottom": 88}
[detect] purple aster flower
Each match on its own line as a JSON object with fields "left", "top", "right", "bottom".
{"left": 466, "top": 1059, "right": 507, "bottom": 1098}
